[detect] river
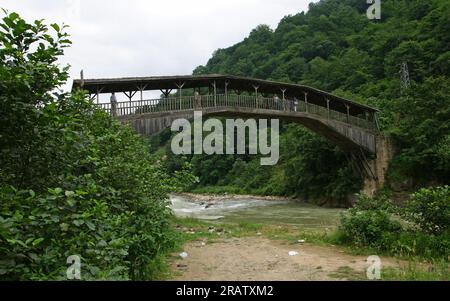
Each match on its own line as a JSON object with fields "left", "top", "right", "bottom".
{"left": 170, "top": 194, "right": 344, "bottom": 230}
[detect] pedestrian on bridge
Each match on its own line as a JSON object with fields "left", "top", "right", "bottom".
{"left": 194, "top": 91, "right": 202, "bottom": 108}
{"left": 111, "top": 92, "right": 118, "bottom": 117}
{"left": 274, "top": 95, "right": 280, "bottom": 110}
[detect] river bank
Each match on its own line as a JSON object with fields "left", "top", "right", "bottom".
{"left": 184, "top": 188, "right": 353, "bottom": 208}
{"left": 177, "top": 192, "right": 296, "bottom": 204}
{"left": 168, "top": 217, "right": 446, "bottom": 281}
{"left": 167, "top": 194, "right": 448, "bottom": 281}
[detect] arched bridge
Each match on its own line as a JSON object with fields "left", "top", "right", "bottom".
{"left": 72, "top": 74, "right": 386, "bottom": 183}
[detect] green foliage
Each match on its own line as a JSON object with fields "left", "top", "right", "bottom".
{"left": 403, "top": 186, "right": 450, "bottom": 234}
{"left": 383, "top": 231, "right": 450, "bottom": 259}
{"left": 340, "top": 195, "right": 402, "bottom": 246}
{"left": 0, "top": 10, "right": 71, "bottom": 190}
{"left": 181, "top": 0, "right": 450, "bottom": 200}
{"left": 338, "top": 191, "right": 450, "bottom": 259}
{"left": 387, "top": 77, "right": 450, "bottom": 181}
{"left": 0, "top": 11, "right": 191, "bottom": 280}
{"left": 383, "top": 260, "right": 449, "bottom": 281}
{"left": 281, "top": 125, "right": 361, "bottom": 202}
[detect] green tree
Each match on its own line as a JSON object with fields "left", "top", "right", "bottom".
{"left": 0, "top": 10, "right": 191, "bottom": 280}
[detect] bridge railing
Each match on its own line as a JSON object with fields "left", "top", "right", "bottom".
{"left": 97, "top": 94, "right": 376, "bottom": 130}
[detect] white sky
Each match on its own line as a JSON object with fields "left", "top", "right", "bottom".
{"left": 1, "top": 0, "right": 318, "bottom": 99}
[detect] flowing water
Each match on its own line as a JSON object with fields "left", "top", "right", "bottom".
{"left": 170, "top": 194, "right": 345, "bottom": 230}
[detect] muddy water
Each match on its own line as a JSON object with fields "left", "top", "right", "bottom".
{"left": 170, "top": 194, "right": 344, "bottom": 230}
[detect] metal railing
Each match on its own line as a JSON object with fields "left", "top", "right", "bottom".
{"left": 97, "top": 94, "right": 376, "bottom": 130}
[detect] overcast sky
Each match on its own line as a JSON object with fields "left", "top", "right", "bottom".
{"left": 2, "top": 0, "right": 318, "bottom": 97}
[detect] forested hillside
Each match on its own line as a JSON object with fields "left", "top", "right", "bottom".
{"left": 158, "top": 0, "right": 450, "bottom": 204}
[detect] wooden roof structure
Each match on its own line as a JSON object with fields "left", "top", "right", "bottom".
{"left": 72, "top": 74, "right": 378, "bottom": 116}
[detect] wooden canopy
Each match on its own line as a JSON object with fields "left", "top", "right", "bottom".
{"left": 72, "top": 74, "right": 378, "bottom": 116}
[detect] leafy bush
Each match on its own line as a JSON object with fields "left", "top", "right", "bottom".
{"left": 0, "top": 186, "right": 133, "bottom": 280}
{"left": 403, "top": 186, "right": 450, "bottom": 234}
{"left": 0, "top": 11, "right": 192, "bottom": 280}
{"left": 0, "top": 102, "right": 183, "bottom": 280}
{"left": 340, "top": 195, "right": 402, "bottom": 247}
{"left": 338, "top": 192, "right": 450, "bottom": 259}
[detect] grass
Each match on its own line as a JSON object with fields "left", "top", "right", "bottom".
{"left": 326, "top": 261, "right": 450, "bottom": 281}
{"left": 145, "top": 253, "right": 174, "bottom": 280}
{"left": 328, "top": 266, "right": 366, "bottom": 280}
{"left": 172, "top": 216, "right": 332, "bottom": 244}
{"left": 383, "top": 260, "right": 449, "bottom": 281}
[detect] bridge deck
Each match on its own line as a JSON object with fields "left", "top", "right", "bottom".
{"left": 98, "top": 94, "right": 377, "bottom": 131}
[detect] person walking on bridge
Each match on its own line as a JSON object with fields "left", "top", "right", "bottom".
{"left": 194, "top": 90, "right": 202, "bottom": 109}
{"left": 274, "top": 95, "right": 280, "bottom": 110}
{"left": 110, "top": 92, "right": 118, "bottom": 117}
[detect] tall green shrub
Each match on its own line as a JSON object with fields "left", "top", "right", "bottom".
{"left": 0, "top": 11, "right": 191, "bottom": 280}
{"left": 339, "top": 194, "right": 402, "bottom": 247}
{"left": 403, "top": 186, "right": 450, "bottom": 234}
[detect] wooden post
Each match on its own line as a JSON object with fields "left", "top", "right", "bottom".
{"left": 224, "top": 81, "right": 229, "bottom": 106}
{"left": 138, "top": 84, "right": 147, "bottom": 101}
{"left": 304, "top": 92, "right": 308, "bottom": 113}
{"left": 176, "top": 82, "right": 185, "bottom": 110}
{"left": 212, "top": 80, "right": 217, "bottom": 107}
{"left": 160, "top": 89, "right": 172, "bottom": 98}
{"left": 281, "top": 88, "right": 287, "bottom": 111}
{"left": 122, "top": 91, "right": 137, "bottom": 114}
{"left": 123, "top": 92, "right": 130, "bottom": 114}
{"left": 94, "top": 86, "right": 104, "bottom": 105}
{"left": 160, "top": 89, "right": 171, "bottom": 112}
{"left": 253, "top": 85, "right": 259, "bottom": 109}
{"left": 326, "top": 98, "right": 330, "bottom": 119}
{"left": 346, "top": 104, "right": 350, "bottom": 123}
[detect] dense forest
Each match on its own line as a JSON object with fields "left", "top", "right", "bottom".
{"left": 153, "top": 0, "right": 450, "bottom": 204}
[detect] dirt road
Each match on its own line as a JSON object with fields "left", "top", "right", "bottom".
{"left": 171, "top": 237, "right": 403, "bottom": 281}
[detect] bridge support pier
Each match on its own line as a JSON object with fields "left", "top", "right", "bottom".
{"left": 361, "top": 136, "right": 395, "bottom": 197}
